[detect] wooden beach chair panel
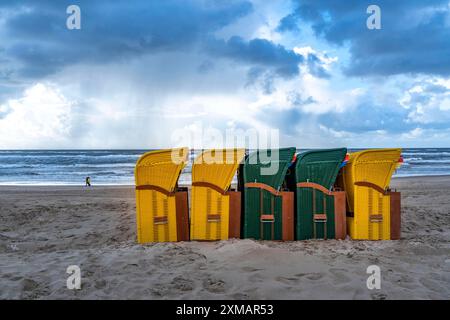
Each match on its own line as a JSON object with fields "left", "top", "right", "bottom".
{"left": 343, "top": 148, "right": 402, "bottom": 240}
{"left": 333, "top": 191, "right": 347, "bottom": 240}
{"left": 281, "top": 191, "right": 294, "bottom": 241}
{"left": 190, "top": 187, "right": 230, "bottom": 240}
{"left": 389, "top": 191, "right": 401, "bottom": 240}
{"left": 175, "top": 191, "right": 190, "bottom": 241}
{"left": 136, "top": 190, "right": 178, "bottom": 242}
{"left": 227, "top": 191, "right": 242, "bottom": 239}
{"left": 135, "top": 148, "right": 189, "bottom": 243}
{"left": 352, "top": 185, "right": 391, "bottom": 240}
{"left": 190, "top": 149, "right": 245, "bottom": 240}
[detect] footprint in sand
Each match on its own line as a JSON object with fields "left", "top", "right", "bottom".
{"left": 241, "top": 266, "right": 262, "bottom": 273}
{"left": 371, "top": 292, "right": 387, "bottom": 300}
{"left": 171, "top": 276, "right": 194, "bottom": 292}
{"left": 329, "top": 268, "right": 353, "bottom": 285}
{"left": 22, "top": 278, "right": 39, "bottom": 291}
{"left": 151, "top": 284, "right": 168, "bottom": 297}
{"left": 203, "top": 277, "right": 227, "bottom": 294}
{"left": 295, "top": 272, "right": 324, "bottom": 281}
{"left": 21, "top": 278, "right": 50, "bottom": 299}
{"left": 94, "top": 279, "right": 107, "bottom": 289}
{"left": 231, "top": 292, "right": 249, "bottom": 299}
{"left": 247, "top": 272, "right": 264, "bottom": 283}
{"left": 123, "top": 263, "right": 139, "bottom": 271}
{"left": 275, "top": 276, "right": 300, "bottom": 285}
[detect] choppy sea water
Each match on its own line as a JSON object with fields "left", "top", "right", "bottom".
{"left": 0, "top": 148, "right": 448, "bottom": 185}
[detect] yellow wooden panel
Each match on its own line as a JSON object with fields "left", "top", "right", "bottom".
{"left": 136, "top": 190, "right": 178, "bottom": 242}
{"left": 190, "top": 187, "right": 230, "bottom": 240}
{"left": 347, "top": 216, "right": 355, "bottom": 239}
{"left": 349, "top": 186, "right": 391, "bottom": 240}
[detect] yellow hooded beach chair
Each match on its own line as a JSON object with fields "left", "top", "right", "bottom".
{"left": 343, "top": 148, "right": 402, "bottom": 240}
{"left": 190, "top": 149, "right": 245, "bottom": 240}
{"left": 135, "top": 148, "right": 189, "bottom": 243}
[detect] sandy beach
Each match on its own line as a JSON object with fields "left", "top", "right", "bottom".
{"left": 0, "top": 176, "right": 449, "bottom": 300}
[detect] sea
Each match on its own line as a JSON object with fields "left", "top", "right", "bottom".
{"left": 0, "top": 149, "right": 449, "bottom": 185}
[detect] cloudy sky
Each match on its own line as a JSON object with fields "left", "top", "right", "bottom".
{"left": 0, "top": 0, "right": 449, "bottom": 149}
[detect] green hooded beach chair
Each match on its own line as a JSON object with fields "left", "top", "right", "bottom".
{"left": 241, "top": 148, "right": 296, "bottom": 240}
{"left": 288, "top": 148, "right": 347, "bottom": 240}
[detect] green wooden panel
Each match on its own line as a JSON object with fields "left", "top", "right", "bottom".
{"left": 296, "top": 189, "right": 335, "bottom": 240}
{"left": 243, "top": 188, "right": 283, "bottom": 240}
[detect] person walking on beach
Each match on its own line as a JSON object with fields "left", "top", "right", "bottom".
{"left": 85, "top": 176, "right": 91, "bottom": 187}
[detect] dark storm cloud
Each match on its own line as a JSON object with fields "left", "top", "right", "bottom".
{"left": 206, "top": 36, "right": 304, "bottom": 78}
{"left": 0, "top": 0, "right": 253, "bottom": 78}
{"left": 0, "top": 0, "right": 329, "bottom": 89}
{"left": 205, "top": 34, "right": 331, "bottom": 84}
{"left": 277, "top": 0, "right": 450, "bottom": 76}
{"left": 276, "top": 12, "right": 301, "bottom": 33}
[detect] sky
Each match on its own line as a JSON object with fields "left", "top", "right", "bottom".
{"left": 0, "top": 0, "right": 449, "bottom": 149}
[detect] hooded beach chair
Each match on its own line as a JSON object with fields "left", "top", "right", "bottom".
{"left": 287, "top": 148, "right": 348, "bottom": 240}
{"left": 343, "top": 148, "right": 402, "bottom": 240}
{"left": 135, "top": 148, "right": 189, "bottom": 243}
{"left": 190, "top": 149, "right": 245, "bottom": 240}
{"left": 241, "top": 148, "right": 296, "bottom": 241}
